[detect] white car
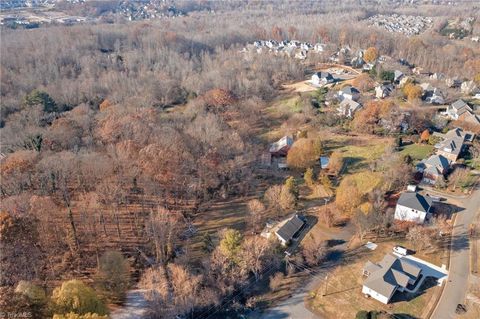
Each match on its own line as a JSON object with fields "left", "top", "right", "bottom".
{"left": 393, "top": 245, "right": 409, "bottom": 256}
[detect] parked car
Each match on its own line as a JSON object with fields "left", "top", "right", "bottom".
{"left": 393, "top": 245, "right": 409, "bottom": 256}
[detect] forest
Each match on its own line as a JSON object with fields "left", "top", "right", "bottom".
{"left": 1, "top": 1, "right": 480, "bottom": 318}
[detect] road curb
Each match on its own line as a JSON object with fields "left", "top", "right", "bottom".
{"left": 425, "top": 214, "right": 456, "bottom": 319}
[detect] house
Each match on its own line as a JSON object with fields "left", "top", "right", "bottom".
{"left": 338, "top": 85, "right": 360, "bottom": 101}
{"left": 457, "top": 112, "right": 480, "bottom": 127}
{"left": 275, "top": 214, "right": 306, "bottom": 246}
{"left": 362, "top": 254, "right": 422, "bottom": 304}
{"left": 423, "top": 88, "right": 444, "bottom": 105}
{"left": 394, "top": 192, "right": 433, "bottom": 224}
{"left": 393, "top": 70, "right": 404, "bottom": 84}
{"left": 375, "top": 84, "right": 394, "bottom": 99}
{"left": 269, "top": 136, "right": 293, "bottom": 157}
{"left": 434, "top": 128, "right": 474, "bottom": 162}
{"left": 311, "top": 72, "right": 334, "bottom": 87}
{"left": 445, "top": 99, "right": 473, "bottom": 120}
{"left": 337, "top": 99, "right": 362, "bottom": 117}
{"left": 416, "top": 154, "right": 449, "bottom": 185}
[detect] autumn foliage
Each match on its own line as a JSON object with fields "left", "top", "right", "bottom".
{"left": 204, "top": 89, "right": 236, "bottom": 107}
{"left": 351, "top": 73, "right": 376, "bottom": 92}
{"left": 402, "top": 83, "right": 422, "bottom": 101}
{"left": 286, "top": 138, "right": 322, "bottom": 170}
{"left": 363, "top": 47, "right": 378, "bottom": 63}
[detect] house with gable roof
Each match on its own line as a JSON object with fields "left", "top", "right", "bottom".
{"left": 394, "top": 192, "right": 433, "bottom": 224}
{"left": 416, "top": 154, "right": 450, "bottom": 185}
{"left": 362, "top": 254, "right": 422, "bottom": 304}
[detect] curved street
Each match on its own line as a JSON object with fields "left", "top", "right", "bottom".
{"left": 430, "top": 184, "right": 480, "bottom": 319}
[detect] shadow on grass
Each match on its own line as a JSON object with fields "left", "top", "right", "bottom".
{"left": 390, "top": 276, "right": 438, "bottom": 304}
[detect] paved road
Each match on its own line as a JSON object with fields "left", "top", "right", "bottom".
{"left": 431, "top": 185, "right": 480, "bottom": 319}
{"left": 258, "top": 222, "right": 355, "bottom": 319}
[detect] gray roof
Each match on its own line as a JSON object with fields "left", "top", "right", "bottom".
{"left": 338, "top": 99, "right": 361, "bottom": 114}
{"left": 340, "top": 86, "right": 360, "bottom": 95}
{"left": 424, "top": 154, "right": 450, "bottom": 170}
{"left": 269, "top": 136, "right": 293, "bottom": 154}
{"left": 397, "top": 192, "right": 432, "bottom": 213}
{"left": 451, "top": 99, "right": 471, "bottom": 111}
{"left": 363, "top": 254, "right": 421, "bottom": 299}
{"left": 275, "top": 215, "right": 305, "bottom": 242}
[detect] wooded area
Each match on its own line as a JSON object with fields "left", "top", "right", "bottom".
{"left": 1, "top": 1, "right": 479, "bottom": 318}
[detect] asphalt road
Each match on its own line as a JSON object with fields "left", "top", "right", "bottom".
{"left": 431, "top": 185, "right": 480, "bottom": 319}
{"left": 258, "top": 222, "right": 355, "bottom": 319}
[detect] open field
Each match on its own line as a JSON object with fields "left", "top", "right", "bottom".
{"left": 399, "top": 143, "right": 435, "bottom": 161}
{"left": 307, "top": 241, "right": 445, "bottom": 319}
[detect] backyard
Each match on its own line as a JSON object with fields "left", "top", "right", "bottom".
{"left": 306, "top": 241, "right": 446, "bottom": 319}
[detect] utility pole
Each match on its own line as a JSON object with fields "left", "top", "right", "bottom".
{"left": 323, "top": 274, "right": 329, "bottom": 296}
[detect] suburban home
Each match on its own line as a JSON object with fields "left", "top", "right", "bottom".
{"left": 457, "top": 111, "right": 480, "bottom": 127}
{"left": 416, "top": 154, "right": 450, "bottom": 185}
{"left": 433, "top": 128, "right": 475, "bottom": 163}
{"left": 311, "top": 72, "right": 334, "bottom": 86}
{"left": 375, "top": 84, "right": 393, "bottom": 99}
{"left": 269, "top": 136, "right": 293, "bottom": 157}
{"left": 337, "top": 99, "right": 362, "bottom": 118}
{"left": 423, "top": 88, "right": 444, "bottom": 105}
{"left": 394, "top": 192, "right": 433, "bottom": 224}
{"left": 338, "top": 85, "right": 360, "bottom": 101}
{"left": 362, "top": 254, "right": 422, "bottom": 304}
{"left": 275, "top": 214, "right": 306, "bottom": 246}
{"left": 446, "top": 99, "right": 473, "bottom": 120}
{"left": 393, "top": 70, "right": 404, "bottom": 84}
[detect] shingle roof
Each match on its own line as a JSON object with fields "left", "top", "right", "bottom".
{"left": 363, "top": 254, "right": 421, "bottom": 299}
{"left": 451, "top": 99, "right": 470, "bottom": 111}
{"left": 424, "top": 154, "right": 449, "bottom": 170}
{"left": 275, "top": 215, "right": 305, "bottom": 242}
{"left": 269, "top": 136, "right": 293, "bottom": 154}
{"left": 397, "top": 192, "right": 432, "bottom": 213}
{"left": 341, "top": 86, "right": 360, "bottom": 95}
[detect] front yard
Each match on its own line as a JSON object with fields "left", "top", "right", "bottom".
{"left": 306, "top": 241, "right": 446, "bottom": 319}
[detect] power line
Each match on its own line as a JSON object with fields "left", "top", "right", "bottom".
{"left": 197, "top": 260, "right": 281, "bottom": 319}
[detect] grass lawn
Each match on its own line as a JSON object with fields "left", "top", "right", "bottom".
{"left": 307, "top": 241, "right": 443, "bottom": 319}
{"left": 399, "top": 143, "right": 434, "bottom": 161}
{"left": 268, "top": 95, "right": 303, "bottom": 114}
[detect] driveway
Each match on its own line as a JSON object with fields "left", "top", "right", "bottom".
{"left": 258, "top": 222, "right": 355, "bottom": 319}
{"left": 431, "top": 184, "right": 480, "bottom": 319}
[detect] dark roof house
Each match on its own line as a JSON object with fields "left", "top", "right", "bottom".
{"left": 275, "top": 214, "right": 306, "bottom": 245}
{"left": 396, "top": 192, "right": 433, "bottom": 213}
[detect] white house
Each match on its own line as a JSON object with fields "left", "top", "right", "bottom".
{"left": 338, "top": 85, "right": 360, "bottom": 101}
{"left": 375, "top": 84, "right": 393, "bottom": 99}
{"left": 445, "top": 99, "right": 472, "bottom": 120}
{"left": 274, "top": 214, "right": 306, "bottom": 246}
{"left": 311, "top": 72, "right": 334, "bottom": 86}
{"left": 337, "top": 99, "right": 362, "bottom": 118}
{"left": 394, "top": 192, "right": 433, "bottom": 224}
{"left": 362, "top": 254, "right": 422, "bottom": 304}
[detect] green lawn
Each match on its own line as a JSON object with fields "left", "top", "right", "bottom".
{"left": 399, "top": 143, "right": 434, "bottom": 161}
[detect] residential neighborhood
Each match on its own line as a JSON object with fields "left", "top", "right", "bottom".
{"left": 1, "top": 2, "right": 479, "bottom": 319}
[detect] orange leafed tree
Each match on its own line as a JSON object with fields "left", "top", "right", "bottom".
{"left": 363, "top": 47, "right": 378, "bottom": 63}
{"left": 420, "top": 129, "right": 430, "bottom": 143}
